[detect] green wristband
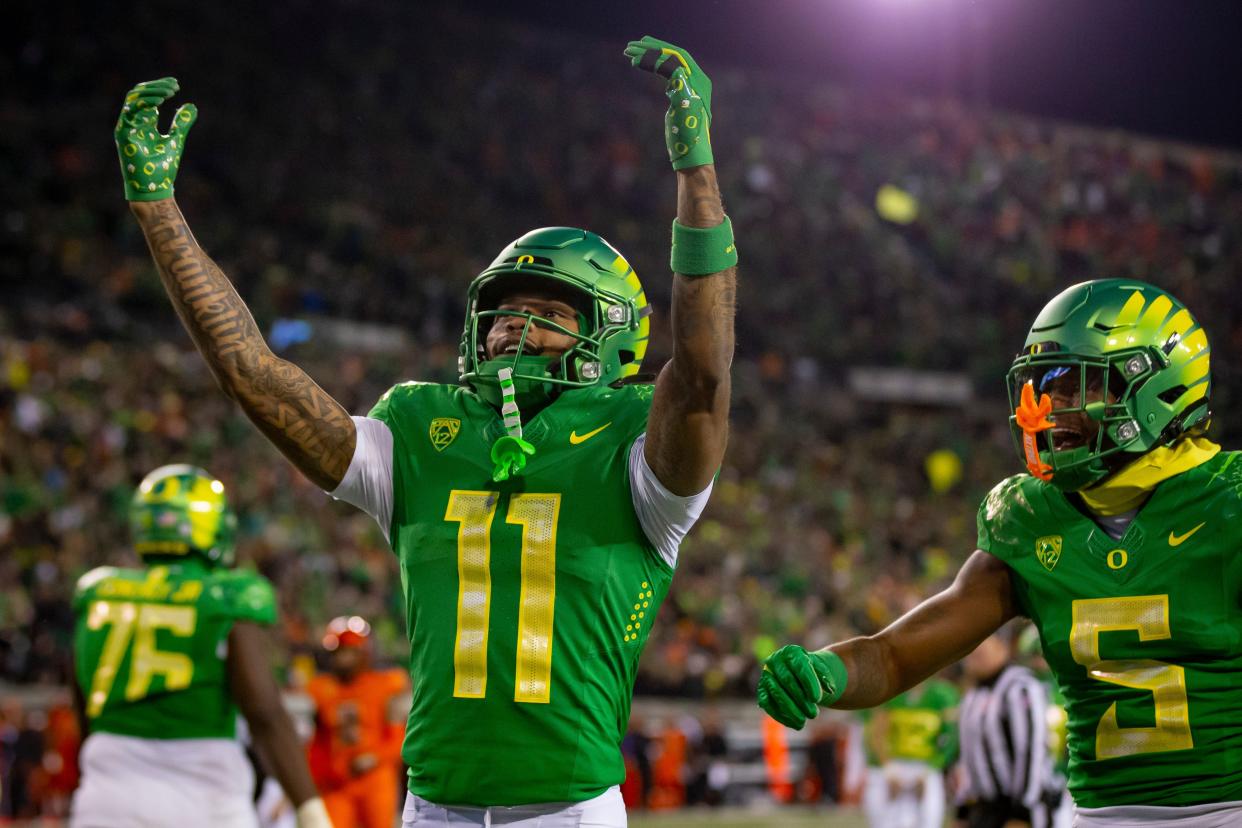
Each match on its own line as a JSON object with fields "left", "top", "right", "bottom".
{"left": 809, "top": 650, "right": 848, "bottom": 706}
{"left": 670, "top": 216, "right": 738, "bottom": 276}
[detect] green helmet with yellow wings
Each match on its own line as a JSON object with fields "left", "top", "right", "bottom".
{"left": 459, "top": 227, "right": 651, "bottom": 409}
{"left": 129, "top": 464, "right": 237, "bottom": 567}
{"left": 1006, "top": 279, "right": 1211, "bottom": 492}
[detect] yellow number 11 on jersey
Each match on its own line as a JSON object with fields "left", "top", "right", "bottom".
{"left": 445, "top": 490, "right": 561, "bottom": 704}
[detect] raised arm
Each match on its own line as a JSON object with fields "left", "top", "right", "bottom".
{"left": 115, "top": 79, "right": 354, "bottom": 490}
{"left": 626, "top": 38, "right": 737, "bottom": 495}
{"left": 759, "top": 551, "right": 1018, "bottom": 727}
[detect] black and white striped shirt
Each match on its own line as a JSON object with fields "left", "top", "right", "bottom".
{"left": 957, "top": 664, "right": 1063, "bottom": 826}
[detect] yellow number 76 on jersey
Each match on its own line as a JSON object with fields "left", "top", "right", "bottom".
{"left": 85, "top": 600, "right": 197, "bottom": 717}
{"left": 1070, "top": 594, "right": 1193, "bottom": 759}
{"left": 446, "top": 490, "right": 560, "bottom": 704}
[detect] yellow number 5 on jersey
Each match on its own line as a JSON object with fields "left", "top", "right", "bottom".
{"left": 1070, "top": 594, "right": 1193, "bottom": 759}
{"left": 445, "top": 490, "right": 561, "bottom": 704}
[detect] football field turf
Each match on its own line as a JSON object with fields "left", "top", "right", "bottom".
{"left": 630, "top": 807, "right": 868, "bottom": 827}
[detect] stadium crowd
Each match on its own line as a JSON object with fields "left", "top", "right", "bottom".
{"left": 4, "top": 2, "right": 1242, "bottom": 818}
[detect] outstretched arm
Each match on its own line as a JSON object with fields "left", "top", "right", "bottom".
{"left": 829, "top": 551, "right": 1017, "bottom": 708}
{"left": 759, "top": 551, "right": 1018, "bottom": 727}
{"left": 116, "top": 79, "right": 354, "bottom": 491}
{"left": 627, "top": 38, "right": 736, "bottom": 495}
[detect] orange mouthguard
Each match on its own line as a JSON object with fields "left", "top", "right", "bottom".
{"left": 1015, "top": 381, "right": 1054, "bottom": 480}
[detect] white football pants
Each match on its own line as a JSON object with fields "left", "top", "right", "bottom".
{"left": 863, "top": 760, "right": 944, "bottom": 828}
{"left": 70, "top": 732, "right": 258, "bottom": 828}
{"left": 401, "top": 786, "right": 625, "bottom": 828}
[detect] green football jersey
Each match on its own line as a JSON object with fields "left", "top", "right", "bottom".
{"left": 72, "top": 560, "right": 277, "bottom": 740}
{"left": 977, "top": 451, "right": 1242, "bottom": 808}
{"left": 370, "top": 381, "right": 674, "bottom": 807}
{"left": 877, "top": 680, "right": 960, "bottom": 768}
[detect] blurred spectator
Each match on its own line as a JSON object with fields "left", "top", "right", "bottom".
{"left": 685, "top": 709, "right": 729, "bottom": 807}
{"left": 803, "top": 720, "right": 845, "bottom": 804}
{"left": 620, "top": 714, "right": 653, "bottom": 809}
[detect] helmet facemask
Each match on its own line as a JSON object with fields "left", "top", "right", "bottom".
{"left": 1008, "top": 344, "right": 1207, "bottom": 491}
{"left": 1006, "top": 280, "right": 1212, "bottom": 491}
{"left": 461, "top": 261, "right": 648, "bottom": 410}
{"left": 465, "top": 277, "right": 594, "bottom": 409}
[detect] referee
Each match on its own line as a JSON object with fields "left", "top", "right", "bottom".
{"left": 955, "top": 626, "right": 1069, "bottom": 828}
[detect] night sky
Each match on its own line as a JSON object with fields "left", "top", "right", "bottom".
{"left": 467, "top": 0, "right": 1242, "bottom": 149}
{"left": 10, "top": 0, "right": 1242, "bottom": 148}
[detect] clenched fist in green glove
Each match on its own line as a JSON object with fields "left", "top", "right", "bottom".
{"left": 625, "top": 37, "right": 713, "bottom": 171}
{"left": 114, "top": 77, "right": 197, "bottom": 201}
{"left": 757, "top": 645, "right": 848, "bottom": 730}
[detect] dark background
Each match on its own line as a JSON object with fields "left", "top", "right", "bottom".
{"left": 451, "top": 0, "right": 1242, "bottom": 148}
{"left": 8, "top": 0, "right": 1242, "bottom": 148}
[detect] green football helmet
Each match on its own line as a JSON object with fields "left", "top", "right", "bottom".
{"left": 1006, "top": 279, "right": 1211, "bottom": 491}
{"left": 130, "top": 464, "right": 237, "bottom": 567}
{"left": 459, "top": 227, "right": 651, "bottom": 410}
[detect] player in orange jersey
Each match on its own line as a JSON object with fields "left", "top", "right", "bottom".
{"left": 306, "top": 617, "right": 409, "bottom": 828}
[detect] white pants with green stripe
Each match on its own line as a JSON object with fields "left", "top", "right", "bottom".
{"left": 401, "top": 786, "right": 625, "bottom": 827}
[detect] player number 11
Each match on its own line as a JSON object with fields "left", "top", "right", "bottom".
{"left": 445, "top": 490, "right": 561, "bottom": 704}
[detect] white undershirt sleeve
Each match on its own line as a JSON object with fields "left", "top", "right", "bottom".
{"left": 627, "top": 433, "right": 714, "bottom": 569}
{"left": 328, "top": 416, "right": 395, "bottom": 542}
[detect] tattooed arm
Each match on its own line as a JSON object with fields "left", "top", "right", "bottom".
{"left": 644, "top": 164, "right": 737, "bottom": 495}
{"left": 130, "top": 199, "right": 355, "bottom": 490}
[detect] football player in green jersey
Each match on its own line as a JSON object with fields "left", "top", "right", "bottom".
{"left": 71, "top": 465, "right": 331, "bottom": 828}
{"left": 861, "top": 679, "right": 958, "bottom": 828}
{"left": 115, "top": 37, "right": 734, "bottom": 828}
{"left": 760, "top": 279, "right": 1242, "bottom": 826}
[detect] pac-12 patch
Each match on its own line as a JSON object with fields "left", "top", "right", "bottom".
{"left": 429, "top": 418, "right": 461, "bottom": 452}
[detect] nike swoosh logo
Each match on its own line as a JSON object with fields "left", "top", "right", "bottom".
{"left": 1168, "top": 522, "right": 1206, "bottom": 547}
{"left": 569, "top": 422, "right": 612, "bottom": 445}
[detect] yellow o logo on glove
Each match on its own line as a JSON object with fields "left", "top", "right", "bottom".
{"left": 143, "top": 162, "right": 156, "bottom": 175}
{"left": 685, "top": 115, "right": 698, "bottom": 129}
{"left": 124, "top": 143, "right": 138, "bottom": 157}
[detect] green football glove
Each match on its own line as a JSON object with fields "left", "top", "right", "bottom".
{"left": 114, "top": 77, "right": 197, "bottom": 201}
{"left": 757, "top": 645, "right": 847, "bottom": 730}
{"left": 624, "top": 36, "right": 713, "bottom": 170}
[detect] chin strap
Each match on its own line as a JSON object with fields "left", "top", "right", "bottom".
{"left": 1015, "top": 381, "right": 1055, "bottom": 481}
{"left": 490, "top": 367, "right": 536, "bottom": 482}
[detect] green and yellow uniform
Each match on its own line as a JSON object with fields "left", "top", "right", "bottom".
{"left": 977, "top": 450, "right": 1242, "bottom": 808}
{"left": 875, "top": 681, "right": 960, "bottom": 769}
{"left": 370, "top": 380, "right": 673, "bottom": 806}
{"left": 73, "top": 561, "right": 277, "bottom": 740}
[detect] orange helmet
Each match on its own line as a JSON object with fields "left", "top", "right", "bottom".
{"left": 322, "top": 615, "right": 371, "bottom": 651}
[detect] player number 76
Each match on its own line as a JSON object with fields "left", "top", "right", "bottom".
{"left": 85, "top": 600, "right": 197, "bottom": 717}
